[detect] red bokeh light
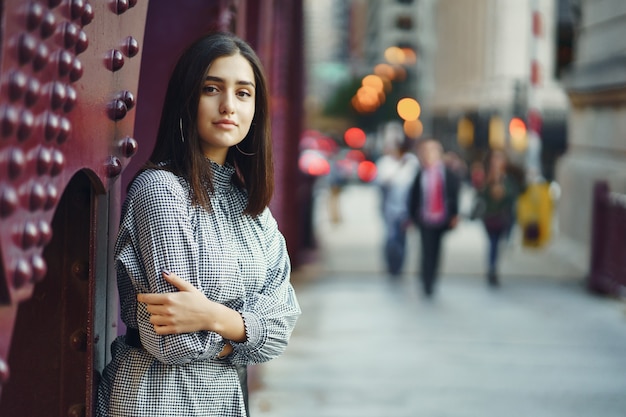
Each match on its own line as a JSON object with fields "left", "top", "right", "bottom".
{"left": 344, "top": 127, "right": 366, "bottom": 148}
{"left": 357, "top": 160, "right": 377, "bottom": 182}
{"left": 298, "top": 150, "right": 330, "bottom": 176}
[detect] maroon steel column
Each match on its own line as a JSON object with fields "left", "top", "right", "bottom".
{"left": 0, "top": 0, "right": 148, "bottom": 415}
{"left": 246, "top": 0, "right": 305, "bottom": 266}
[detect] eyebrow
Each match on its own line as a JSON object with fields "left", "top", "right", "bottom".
{"left": 204, "top": 75, "right": 255, "bottom": 88}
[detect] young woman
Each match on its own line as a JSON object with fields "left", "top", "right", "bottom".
{"left": 96, "top": 32, "right": 301, "bottom": 417}
{"left": 478, "top": 149, "right": 521, "bottom": 287}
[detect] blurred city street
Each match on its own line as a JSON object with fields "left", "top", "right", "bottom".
{"left": 249, "top": 183, "right": 626, "bottom": 417}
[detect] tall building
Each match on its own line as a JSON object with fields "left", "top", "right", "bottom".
{"left": 304, "top": 0, "right": 352, "bottom": 106}
{"left": 558, "top": 0, "right": 626, "bottom": 276}
{"left": 430, "top": 0, "right": 569, "bottom": 179}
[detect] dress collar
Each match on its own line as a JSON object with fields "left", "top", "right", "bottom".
{"left": 208, "top": 159, "right": 236, "bottom": 193}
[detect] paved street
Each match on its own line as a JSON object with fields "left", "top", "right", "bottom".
{"left": 248, "top": 184, "right": 626, "bottom": 417}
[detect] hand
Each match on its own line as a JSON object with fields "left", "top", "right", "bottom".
{"left": 137, "top": 270, "right": 217, "bottom": 335}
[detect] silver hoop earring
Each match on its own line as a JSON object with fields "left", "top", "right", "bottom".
{"left": 235, "top": 144, "right": 256, "bottom": 156}
{"left": 179, "top": 118, "right": 185, "bottom": 143}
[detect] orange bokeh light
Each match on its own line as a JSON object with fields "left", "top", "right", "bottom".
{"left": 404, "top": 119, "right": 424, "bottom": 139}
{"left": 509, "top": 117, "right": 527, "bottom": 139}
{"left": 397, "top": 98, "right": 421, "bottom": 121}
{"left": 362, "top": 74, "right": 384, "bottom": 92}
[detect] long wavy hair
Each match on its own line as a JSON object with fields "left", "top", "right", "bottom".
{"left": 146, "top": 31, "right": 273, "bottom": 216}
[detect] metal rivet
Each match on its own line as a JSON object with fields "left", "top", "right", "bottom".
{"left": 40, "top": 11, "right": 56, "bottom": 38}
{"left": 124, "top": 36, "right": 139, "bottom": 58}
{"left": 129, "top": 0, "right": 137, "bottom": 7}
{"left": 27, "top": 182, "right": 47, "bottom": 211}
{"left": 0, "top": 359, "right": 9, "bottom": 385}
{"left": 81, "top": 3, "right": 94, "bottom": 26}
{"left": 75, "top": 30, "right": 88, "bottom": 54}
{"left": 17, "top": 109, "right": 34, "bottom": 141}
{"left": 70, "top": 58, "right": 83, "bottom": 82}
{"left": 119, "top": 136, "right": 138, "bottom": 158}
{"left": 1, "top": 105, "right": 19, "bottom": 137}
{"left": 106, "top": 49, "right": 124, "bottom": 72}
{"left": 39, "top": 220, "right": 52, "bottom": 245}
{"left": 64, "top": 85, "right": 77, "bottom": 112}
{"left": 26, "top": 2, "right": 45, "bottom": 31}
{"left": 50, "top": 150, "right": 65, "bottom": 176}
{"left": 33, "top": 42, "right": 49, "bottom": 72}
{"left": 70, "top": 0, "right": 86, "bottom": 20}
{"left": 7, "top": 71, "right": 28, "bottom": 101}
{"left": 63, "top": 22, "right": 80, "bottom": 49}
{"left": 43, "top": 112, "right": 60, "bottom": 141}
{"left": 71, "top": 261, "right": 89, "bottom": 281}
{"left": 25, "top": 77, "right": 41, "bottom": 107}
{"left": 68, "top": 403, "right": 86, "bottom": 417}
{"left": 105, "top": 156, "right": 122, "bottom": 178}
{"left": 69, "top": 328, "right": 87, "bottom": 351}
{"left": 57, "top": 117, "right": 71, "bottom": 143}
{"left": 119, "top": 90, "right": 135, "bottom": 110}
{"left": 57, "top": 50, "right": 73, "bottom": 77}
{"left": 0, "top": 186, "right": 19, "bottom": 217}
{"left": 17, "top": 33, "right": 37, "bottom": 65}
{"left": 37, "top": 146, "right": 53, "bottom": 175}
{"left": 108, "top": 99, "right": 127, "bottom": 121}
{"left": 44, "top": 183, "right": 58, "bottom": 209}
{"left": 13, "top": 258, "right": 32, "bottom": 288}
{"left": 18, "top": 221, "right": 39, "bottom": 249}
{"left": 49, "top": 81, "right": 67, "bottom": 109}
{"left": 8, "top": 148, "right": 26, "bottom": 179}
{"left": 115, "top": 0, "right": 129, "bottom": 15}
{"left": 31, "top": 254, "right": 47, "bottom": 282}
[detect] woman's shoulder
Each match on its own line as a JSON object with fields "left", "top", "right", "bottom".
{"left": 127, "top": 169, "right": 189, "bottom": 202}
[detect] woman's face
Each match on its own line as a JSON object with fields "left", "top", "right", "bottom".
{"left": 196, "top": 53, "right": 256, "bottom": 164}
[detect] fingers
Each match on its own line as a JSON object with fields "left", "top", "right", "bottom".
{"left": 161, "top": 269, "right": 196, "bottom": 291}
{"left": 136, "top": 269, "right": 197, "bottom": 304}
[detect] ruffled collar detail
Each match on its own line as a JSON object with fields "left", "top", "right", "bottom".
{"left": 209, "top": 160, "right": 236, "bottom": 193}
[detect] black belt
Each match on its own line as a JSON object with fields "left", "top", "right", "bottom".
{"left": 125, "top": 327, "right": 143, "bottom": 349}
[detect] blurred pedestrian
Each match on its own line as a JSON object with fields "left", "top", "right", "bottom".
{"left": 375, "top": 136, "right": 419, "bottom": 277}
{"left": 96, "top": 32, "right": 301, "bottom": 417}
{"left": 408, "top": 139, "right": 460, "bottom": 297}
{"left": 475, "top": 149, "right": 521, "bottom": 287}
{"left": 327, "top": 150, "right": 350, "bottom": 224}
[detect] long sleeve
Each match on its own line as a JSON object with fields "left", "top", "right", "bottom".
{"left": 230, "top": 208, "right": 301, "bottom": 365}
{"left": 115, "top": 170, "right": 225, "bottom": 365}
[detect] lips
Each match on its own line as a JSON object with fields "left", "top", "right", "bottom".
{"left": 213, "top": 119, "right": 237, "bottom": 126}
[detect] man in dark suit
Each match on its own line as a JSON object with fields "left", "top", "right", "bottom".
{"left": 408, "top": 139, "right": 460, "bottom": 297}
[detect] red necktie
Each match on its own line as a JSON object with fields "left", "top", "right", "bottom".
{"left": 430, "top": 169, "right": 444, "bottom": 215}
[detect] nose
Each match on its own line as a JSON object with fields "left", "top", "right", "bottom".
{"left": 220, "top": 93, "right": 235, "bottom": 115}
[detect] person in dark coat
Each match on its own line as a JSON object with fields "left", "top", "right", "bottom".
{"left": 408, "top": 139, "right": 460, "bottom": 297}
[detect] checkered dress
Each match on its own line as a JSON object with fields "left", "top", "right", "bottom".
{"left": 96, "top": 162, "right": 301, "bottom": 417}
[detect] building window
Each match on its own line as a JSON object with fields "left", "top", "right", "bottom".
{"left": 396, "top": 15, "right": 413, "bottom": 30}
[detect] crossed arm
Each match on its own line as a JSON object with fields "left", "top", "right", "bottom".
{"left": 137, "top": 269, "right": 246, "bottom": 358}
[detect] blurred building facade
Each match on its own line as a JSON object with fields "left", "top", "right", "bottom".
{"left": 558, "top": 0, "right": 626, "bottom": 264}
{"left": 429, "top": 0, "right": 569, "bottom": 179}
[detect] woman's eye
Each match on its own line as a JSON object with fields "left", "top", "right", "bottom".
{"left": 202, "top": 85, "right": 218, "bottom": 94}
{"left": 237, "top": 90, "right": 252, "bottom": 98}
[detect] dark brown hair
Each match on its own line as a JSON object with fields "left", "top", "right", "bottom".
{"left": 146, "top": 31, "right": 273, "bottom": 216}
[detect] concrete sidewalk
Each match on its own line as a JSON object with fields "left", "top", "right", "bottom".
{"left": 248, "top": 184, "right": 626, "bottom": 417}
{"left": 314, "top": 183, "right": 588, "bottom": 281}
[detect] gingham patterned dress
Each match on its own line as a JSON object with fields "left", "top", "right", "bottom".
{"left": 96, "top": 162, "right": 301, "bottom": 417}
